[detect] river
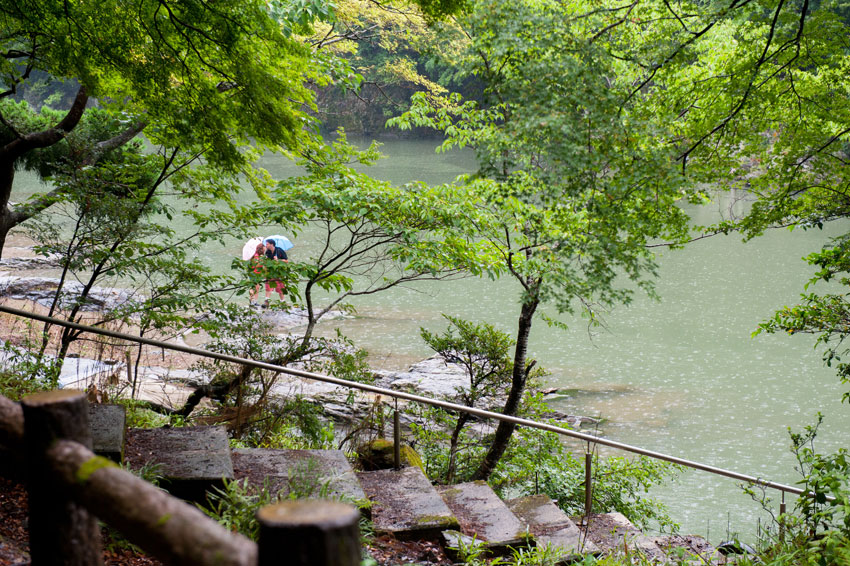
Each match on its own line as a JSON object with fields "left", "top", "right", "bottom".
{"left": 10, "top": 136, "right": 850, "bottom": 541}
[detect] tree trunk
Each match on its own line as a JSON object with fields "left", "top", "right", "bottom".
{"left": 471, "top": 292, "right": 539, "bottom": 481}
{"left": 0, "top": 159, "right": 17, "bottom": 261}
{"left": 301, "top": 279, "right": 318, "bottom": 347}
{"left": 447, "top": 412, "right": 471, "bottom": 484}
{"left": 0, "top": 85, "right": 89, "bottom": 259}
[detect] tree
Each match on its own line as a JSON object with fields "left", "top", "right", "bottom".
{"left": 304, "top": 0, "right": 475, "bottom": 133}
{"left": 0, "top": 0, "right": 327, "bottom": 257}
{"left": 610, "top": 0, "right": 850, "bottom": 397}
{"left": 251, "top": 133, "right": 498, "bottom": 347}
{"left": 22, "top": 126, "right": 246, "bottom": 382}
{"left": 390, "top": 0, "right": 695, "bottom": 479}
{"left": 420, "top": 315, "right": 514, "bottom": 483}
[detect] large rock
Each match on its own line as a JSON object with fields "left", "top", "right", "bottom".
{"left": 260, "top": 306, "right": 349, "bottom": 331}
{"left": 0, "top": 255, "right": 61, "bottom": 270}
{"left": 0, "top": 276, "right": 137, "bottom": 311}
{"left": 374, "top": 356, "right": 474, "bottom": 402}
{"left": 578, "top": 512, "right": 666, "bottom": 562}
{"left": 0, "top": 348, "right": 122, "bottom": 388}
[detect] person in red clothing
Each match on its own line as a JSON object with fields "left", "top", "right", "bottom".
{"left": 248, "top": 243, "right": 266, "bottom": 308}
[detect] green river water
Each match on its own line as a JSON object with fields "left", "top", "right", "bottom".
{"left": 11, "top": 137, "right": 850, "bottom": 541}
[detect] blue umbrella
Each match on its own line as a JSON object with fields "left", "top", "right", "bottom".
{"left": 265, "top": 235, "right": 294, "bottom": 251}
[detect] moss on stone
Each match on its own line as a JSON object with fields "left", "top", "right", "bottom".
{"left": 371, "top": 439, "right": 393, "bottom": 451}
{"left": 399, "top": 445, "right": 424, "bottom": 471}
{"left": 356, "top": 439, "right": 425, "bottom": 471}
{"left": 414, "top": 514, "right": 460, "bottom": 529}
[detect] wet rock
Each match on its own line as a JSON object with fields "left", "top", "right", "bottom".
{"left": 374, "top": 356, "right": 472, "bottom": 402}
{"left": 540, "top": 410, "right": 601, "bottom": 428}
{"left": 260, "top": 305, "right": 350, "bottom": 331}
{"left": 653, "top": 534, "right": 722, "bottom": 562}
{"left": 577, "top": 512, "right": 666, "bottom": 562}
{"left": 0, "top": 276, "right": 138, "bottom": 311}
{"left": 270, "top": 355, "right": 595, "bottom": 432}
{"left": 0, "top": 347, "right": 122, "bottom": 388}
{"left": 0, "top": 255, "right": 61, "bottom": 270}
{"left": 717, "top": 540, "right": 757, "bottom": 556}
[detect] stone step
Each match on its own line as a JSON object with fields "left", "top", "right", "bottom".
{"left": 506, "top": 494, "right": 599, "bottom": 561}
{"left": 578, "top": 512, "right": 666, "bottom": 562}
{"left": 124, "top": 425, "right": 233, "bottom": 503}
{"left": 437, "top": 481, "right": 531, "bottom": 556}
{"left": 356, "top": 466, "right": 459, "bottom": 540}
{"left": 232, "top": 448, "right": 367, "bottom": 505}
{"left": 652, "top": 534, "right": 723, "bottom": 564}
{"left": 88, "top": 403, "right": 125, "bottom": 463}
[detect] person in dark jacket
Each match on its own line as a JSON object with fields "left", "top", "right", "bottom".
{"left": 262, "top": 239, "right": 288, "bottom": 307}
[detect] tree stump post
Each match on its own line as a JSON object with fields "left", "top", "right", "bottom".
{"left": 22, "top": 389, "right": 102, "bottom": 566}
{"left": 256, "top": 500, "right": 361, "bottom": 566}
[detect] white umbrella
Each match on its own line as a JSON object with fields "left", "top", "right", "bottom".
{"left": 264, "top": 234, "right": 294, "bottom": 251}
{"left": 241, "top": 237, "right": 264, "bottom": 261}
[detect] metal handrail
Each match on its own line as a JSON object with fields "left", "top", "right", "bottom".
{"left": 0, "top": 303, "right": 808, "bottom": 497}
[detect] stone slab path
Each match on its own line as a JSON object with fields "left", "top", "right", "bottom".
{"left": 124, "top": 425, "right": 234, "bottom": 503}
{"left": 437, "top": 481, "right": 530, "bottom": 555}
{"left": 580, "top": 512, "right": 666, "bottom": 562}
{"left": 357, "top": 466, "right": 459, "bottom": 540}
{"left": 88, "top": 404, "right": 125, "bottom": 463}
{"left": 232, "top": 448, "right": 366, "bottom": 504}
{"left": 507, "top": 494, "right": 599, "bottom": 559}
{"left": 80, "top": 415, "right": 722, "bottom": 564}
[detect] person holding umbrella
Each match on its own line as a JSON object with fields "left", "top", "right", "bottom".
{"left": 247, "top": 242, "right": 266, "bottom": 308}
{"left": 263, "top": 238, "right": 288, "bottom": 307}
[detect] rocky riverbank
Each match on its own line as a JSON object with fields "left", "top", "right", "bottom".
{"left": 0, "top": 260, "right": 596, "bottom": 429}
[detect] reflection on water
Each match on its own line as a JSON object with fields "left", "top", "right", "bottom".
{"left": 10, "top": 137, "right": 850, "bottom": 541}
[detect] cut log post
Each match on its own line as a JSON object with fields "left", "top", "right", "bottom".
{"left": 0, "top": 393, "right": 24, "bottom": 479}
{"left": 47, "top": 439, "right": 257, "bottom": 566}
{"left": 257, "top": 500, "right": 361, "bottom": 566}
{"left": 22, "top": 389, "right": 102, "bottom": 566}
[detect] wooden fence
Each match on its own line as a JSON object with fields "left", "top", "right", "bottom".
{"left": 0, "top": 390, "right": 361, "bottom": 566}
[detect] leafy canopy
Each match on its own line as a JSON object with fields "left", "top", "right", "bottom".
{"left": 0, "top": 0, "right": 327, "bottom": 168}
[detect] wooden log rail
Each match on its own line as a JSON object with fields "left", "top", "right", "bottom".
{"left": 0, "top": 391, "right": 361, "bottom": 566}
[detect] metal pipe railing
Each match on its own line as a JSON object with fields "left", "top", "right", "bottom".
{"left": 0, "top": 303, "right": 808, "bottom": 498}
